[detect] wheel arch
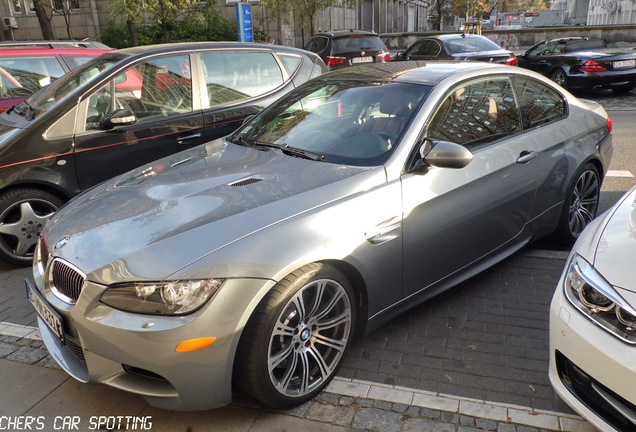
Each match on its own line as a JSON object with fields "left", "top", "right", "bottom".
{"left": 0, "top": 181, "right": 72, "bottom": 205}
{"left": 319, "top": 259, "right": 369, "bottom": 337}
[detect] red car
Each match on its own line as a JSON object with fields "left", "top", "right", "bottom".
{"left": 0, "top": 42, "right": 111, "bottom": 112}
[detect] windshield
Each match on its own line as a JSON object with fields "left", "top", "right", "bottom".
{"left": 15, "top": 54, "right": 125, "bottom": 120}
{"left": 236, "top": 80, "right": 431, "bottom": 166}
{"left": 445, "top": 37, "right": 503, "bottom": 54}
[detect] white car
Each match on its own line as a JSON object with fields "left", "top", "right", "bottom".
{"left": 550, "top": 183, "right": 636, "bottom": 431}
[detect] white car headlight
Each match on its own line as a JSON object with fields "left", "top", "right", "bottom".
{"left": 101, "top": 279, "right": 224, "bottom": 315}
{"left": 564, "top": 254, "right": 636, "bottom": 343}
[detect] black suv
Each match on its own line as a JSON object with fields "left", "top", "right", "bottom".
{"left": 305, "top": 30, "right": 390, "bottom": 70}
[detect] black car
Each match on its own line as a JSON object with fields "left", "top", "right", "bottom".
{"left": 393, "top": 34, "right": 518, "bottom": 65}
{"left": 305, "top": 30, "right": 391, "bottom": 70}
{"left": 0, "top": 42, "right": 326, "bottom": 265}
{"left": 517, "top": 37, "right": 636, "bottom": 93}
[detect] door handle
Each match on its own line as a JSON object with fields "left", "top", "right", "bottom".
{"left": 516, "top": 151, "right": 538, "bottom": 164}
{"left": 177, "top": 132, "right": 202, "bottom": 144}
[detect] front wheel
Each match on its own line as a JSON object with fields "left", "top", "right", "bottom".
{"left": 0, "top": 189, "right": 63, "bottom": 266}
{"left": 553, "top": 163, "right": 600, "bottom": 246}
{"left": 235, "top": 263, "right": 355, "bottom": 409}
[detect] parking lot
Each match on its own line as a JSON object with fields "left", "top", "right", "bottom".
{"left": 0, "top": 89, "right": 635, "bottom": 431}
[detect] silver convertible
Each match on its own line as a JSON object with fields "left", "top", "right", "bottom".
{"left": 29, "top": 62, "right": 613, "bottom": 411}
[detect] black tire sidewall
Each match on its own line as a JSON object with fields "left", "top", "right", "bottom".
{"left": 235, "top": 263, "right": 356, "bottom": 409}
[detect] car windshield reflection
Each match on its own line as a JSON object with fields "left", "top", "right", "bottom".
{"left": 237, "top": 80, "right": 431, "bottom": 166}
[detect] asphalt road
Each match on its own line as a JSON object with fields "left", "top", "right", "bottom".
{"left": 0, "top": 89, "right": 634, "bottom": 422}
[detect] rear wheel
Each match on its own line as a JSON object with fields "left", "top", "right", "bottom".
{"left": 0, "top": 189, "right": 63, "bottom": 266}
{"left": 235, "top": 263, "right": 355, "bottom": 409}
{"left": 553, "top": 163, "right": 600, "bottom": 246}
{"left": 550, "top": 69, "right": 568, "bottom": 89}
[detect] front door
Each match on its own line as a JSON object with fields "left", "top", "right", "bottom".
{"left": 73, "top": 54, "right": 205, "bottom": 191}
{"left": 401, "top": 76, "right": 539, "bottom": 298}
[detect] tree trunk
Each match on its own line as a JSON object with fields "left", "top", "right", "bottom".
{"left": 33, "top": 0, "right": 55, "bottom": 40}
{"left": 127, "top": 19, "right": 139, "bottom": 46}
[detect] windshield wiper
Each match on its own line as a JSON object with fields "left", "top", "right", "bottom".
{"left": 228, "top": 136, "right": 324, "bottom": 161}
{"left": 280, "top": 144, "right": 325, "bottom": 162}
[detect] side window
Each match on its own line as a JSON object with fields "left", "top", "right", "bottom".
{"left": 428, "top": 77, "right": 520, "bottom": 147}
{"left": 201, "top": 52, "right": 284, "bottom": 108}
{"left": 0, "top": 56, "right": 65, "bottom": 93}
{"left": 306, "top": 37, "right": 328, "bottom": 54}
{"left": 85, "top": 54, "right": 192, "bottom": 130}
{"left": 405, "top": 41, "right": 423, "bottom": 57}
{"left": 513, "top": 77, "right": 566, "bottom": 129}
{"left": 420, "top": 40, "right": 441, "bottom": 56}
{"left": 278, "top": 54, "right": 302, "bottom": 75}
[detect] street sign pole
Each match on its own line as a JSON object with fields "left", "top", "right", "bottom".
{"left": 236, "top": 3, "right": 254, "bottom": 42}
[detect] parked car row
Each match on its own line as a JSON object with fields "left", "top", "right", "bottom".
{"left": 0, "top": 35, "right": 629, "bottom": 427}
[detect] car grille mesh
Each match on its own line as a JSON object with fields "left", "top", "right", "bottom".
{"left": 65, "top": 338, "right": 86, "bottom": 364}
{"left": 51, "top": 260, "right": 85, "bottom": 302}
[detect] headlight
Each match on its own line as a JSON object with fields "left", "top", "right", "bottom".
{"left": 564, "top": 254, "right": 636, "bottom": 343}
{"left": 100, "top": 279, "right": 224, "bottom": 316}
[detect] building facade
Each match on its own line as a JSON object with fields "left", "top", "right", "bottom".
{"left": 0, "top": 0, "right": 429, "bottom": 47}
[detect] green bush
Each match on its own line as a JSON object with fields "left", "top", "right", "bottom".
{"left": 101, "top": 6, "right": 268, "bottom": 49}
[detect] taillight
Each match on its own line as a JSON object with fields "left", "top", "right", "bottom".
{"left": 581, "top": 60, "right": 608, "bottom": 72}
{"left": 506, "top": 56, "right": 518, "bottom": 66}
{"left": 607, "top": 116, "right": 613, "bottom": 132}
{"left": 378, "top": 52, "right": 391, "bottom": 62}
{"left": 326, "top": 56, "right": 347, "bottom": 67}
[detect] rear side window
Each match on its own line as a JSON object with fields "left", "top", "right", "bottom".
{"left": 305, "top": 37, "right": 329, "bottom": 54}
{"left": 512, "top": 77, "right": 566, "bottom": 129}
{"left": 201, "top": 52, "right": 284, "bottom": 107}
{"left": 278, "top": 53, "right": 302, "bottom": 75}
{"left": 332, "top": 36, "right": 386, "bottom": 54}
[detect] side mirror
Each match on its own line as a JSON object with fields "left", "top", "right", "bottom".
{"left": 420, "top": 140, "right": 473, "bottom": 169}
{"left": 99, "top": 109, "right": 137, "bottom": 130}
{"left": 396, "top": 51, "right": 406, "bottom": 60}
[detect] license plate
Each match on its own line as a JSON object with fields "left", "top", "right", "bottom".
{"left": 352, "top": 56, "right": 373, "bottom": 64}
{"left": 26, "top": 280, "right": 65, "bottom": 344}
{"left": 613, "top": 60, "right": 636, "bottom": 69}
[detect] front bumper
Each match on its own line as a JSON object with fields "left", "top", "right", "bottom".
{"left": 29, "top": 276, "right": 275, "bottom": 411}
{"left": 549, "top": 278, "right": 636, "bottom": 431}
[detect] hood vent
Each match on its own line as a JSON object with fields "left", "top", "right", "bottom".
{"left": 228, "top": 177, "right": 264, "bottom": 187}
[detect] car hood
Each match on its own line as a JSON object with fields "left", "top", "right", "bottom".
{"left": 591, "top": 184, "right": 636, "bottom": 296}
{"left": 44, "top": 139, "right": 374, "bottom": 282}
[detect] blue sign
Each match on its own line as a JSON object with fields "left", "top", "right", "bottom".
{"left": 236, "top": 3, "right": 254, "bottom": 43}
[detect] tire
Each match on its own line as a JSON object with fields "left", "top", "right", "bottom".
{"left": 235, "top": 263, "right": 355, "bottom": 409}
{"left": 0, "top": 189, "right": 63, "bottom": 266}
{"left": 553, "top": 163, "right": 600, "bottom": 246}
{"left": 550, "top": 69, "right": 568, "bottom": 89}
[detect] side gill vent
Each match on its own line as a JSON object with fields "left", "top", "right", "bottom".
{"left": 228, "top": 177, "right": 264, "bottom": 187}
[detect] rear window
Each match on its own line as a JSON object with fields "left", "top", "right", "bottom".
{"left": 445, "top": 37, "right": 503, "bottom": 54}
{"left": 332, "top": 36, "right": 387, "bottom": 54}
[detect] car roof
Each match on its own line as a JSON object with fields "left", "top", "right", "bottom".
{"left": 428, "top": 33, "right": 489, "bottom": 41}
{"left": 317, "top": 61, "right": 508, "bottom": 86}
{"left": 313, "top": 30, "right": 379, "bottom": 38}
{"left": 0, "top": 40, "right": 110, "bottom": 49}
{"left": 114, "top": 41, "right": 318, "bottom": 57}
{"left": 0, "top": 48, "right": 111, "bottom": 56}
